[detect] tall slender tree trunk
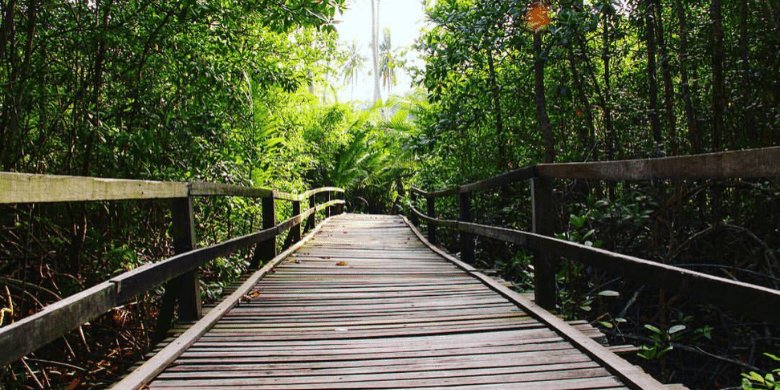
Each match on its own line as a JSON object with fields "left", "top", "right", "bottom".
{"left": 370, "top": 0, "right": 381, "bottom": 103}
{"left": 654, "top": 0, "right": 677, "bottom": 155}
{"left": 710, "top": 0, "right": 725, "bottom": 221}
{"left": 534, "top": 31, "right": 554, "bottom": 163}
{"left": 675, "top": 0, "right": 699, "bottom": 154}
{"left": 486, "top": 48, "right": 507, "bottom": 168}
{"left": 646, "top": 0, "right": 661, "bottom": 152}
{"left": 601, "top": 2, "right": 616, "bottom": 160}
{"left": 567, "top": 45, "right": 595, "bottom": 151}
{"left": 711, "top": 0, "right": 724, "bottom": 151}
{"left": 740, "top": 0, "right": 756, "bottom": 144}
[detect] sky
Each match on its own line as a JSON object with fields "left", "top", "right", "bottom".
{"left": 333, "top": 0, "right": 429, "bottom": 103}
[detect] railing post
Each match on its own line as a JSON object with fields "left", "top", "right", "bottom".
{"left": 459, "top": 191, "right": 475, "bottom": 263}
{"left": 290, "top": 199, "right": 301, "bottom": 243}
{"left": 307, "top": 194, "right": 316, "bottom": 231}
{"left": 325, "top": 191, "right": 332, "bottom": 218}
{"left": 532, "top": 176, "right": 557, "bottom": 310}
{"left": 426, "top": 196, "right": 437, "bottom": 244}
{"left": 410, "top": 191, "right": 419, "bottom": 225}
{"left": 337, "top": 191, "right": 345, "bottom": 214}
{"left": 250, "top": 195, "right": 276, "bottom": 268}
{"left": 155, "top": 196, "right": 200, "bottom": 340}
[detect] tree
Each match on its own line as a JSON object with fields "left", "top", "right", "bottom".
{"left": 379, "top": 28, "right": 398, "bottom": 94}
{"left": 370, "top": 0, "right": 382, "bottom": 103}
{"left": 341, "top": 40, "right": 366, "bottom": 100}
{"left": 529, "top": 1, "right": 555, "bottom": 163}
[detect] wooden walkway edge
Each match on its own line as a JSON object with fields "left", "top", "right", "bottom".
{"left": 113, "top": 214, "right": 671, "bottom": 390}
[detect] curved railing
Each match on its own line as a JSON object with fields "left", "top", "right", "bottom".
{"left": 407, "top": 147, "right": 780, "bottom": 323}
{"left": 0, "top": 172, "right": 344, "bottom": 365}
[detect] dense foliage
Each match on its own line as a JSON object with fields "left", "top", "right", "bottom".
{"left": 406, "top": 0, "right": 780, "bottom": 388}
{"left": 0, "top": 0, "right": 421, "bottom": 388}
{"left": 2, "top": 0, "right": 780, "bottom": 388}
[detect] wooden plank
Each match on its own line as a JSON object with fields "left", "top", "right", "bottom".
{"left": 159, "top": 361, "right": 599, "bottom": 379}
{"left": 403, "top": 215, "right": 477, "bottom": 272}
{"left": 148, "top": 366, "right": 613, "bottom": 387}
{"left": 297, "top": 187, "right": 344, "bottom": 201}
{"left": 531, "top": 176, "right": 557, "bottom": 310}
{"left": 137, "top": 214, "right": 647, "bottom": 390}
{"left": 400, "top": 216, "right": 667, "bottom": 390}
{"left": 411, "top": 148, "right": 780, "bottom": 200}
{"left": 109, "top": 215, "right": 336, "bottom": 390}
{"left": 409, "top": 204, "right": 458, "bottom": 228}
{"left": 536, "top": 146, "right": 780, "bottom": 180}
{"left": 0, "top": 172, "right": 187, "bottom": 204}
{"left": 111, "top": 227, "right": 278, "bottom": 302}
{"left": 426, "top": 186, "right": 460, "bottom": 198}
{"left": 460, "top": 166, "right": 535, "bottom": 194}
{"left": 146, "top": 375, "right": 625, "bottom": 389}
{"left": 189, "top": 182, "right": 272, "bottom": 198}
{"left": 271, "top": 190, "right": 298, "bottom": 202}
{"left": 171, "top": 197, "right": 201, "bottom": 321}
{"left": 469, "top": 271, "right": 666, "bottom": 390}
{"left": 289, "top": 200, "right": 301, "bottom": 243}
{"left": 459, "top": 192, "right": 475, "bottom": 263}
{"left": 0, "top": 282, "right": 116, "bottom": 365}
{"left": 456, "top": 220, "right": 780, "bottom": 324}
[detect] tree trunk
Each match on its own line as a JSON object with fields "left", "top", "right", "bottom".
{"left": 534, "top": 31, "right": 554, "bottom": 163}
{"left": 370, "top": 0, "right": 381, "bottom": 103}
{"left": 654, "top": 0, "right": 677, "bottom": 155}
{"left": 601, "top": 1, "right": 616, "bottom": 160}
{"left": 675, "top": 0, "right": 699, "bottom": 154}
{"left": 486, "top": 47, "right": 507, "bottom": 168}
{"left": 567, "top": 44, "right": 595, "bottom": 151}
{"left": 740, "top": 0, "right": 756, "bottom": 144}
{"left": 646, "top": 0, "right": 661, "bottom": 152}
{"left": 711, "top": 0, "right": 724, "bottom": 152}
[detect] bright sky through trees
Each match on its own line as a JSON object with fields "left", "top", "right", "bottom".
{"left": 334, "top": 0, "right": 428, "bottom": 103}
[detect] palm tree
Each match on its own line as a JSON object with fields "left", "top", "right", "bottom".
{"left": 379, "top": 28, "right": 397, "bottom": 94}
{"left": 341, "top": 41, "right": 366, "bottom": 100}
{"left": 370, "top": 0, "right": 382, "bottom": 103}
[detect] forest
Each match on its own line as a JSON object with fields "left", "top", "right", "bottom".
{"left": 0, "top": 0, "right": 779, "bottom": 388}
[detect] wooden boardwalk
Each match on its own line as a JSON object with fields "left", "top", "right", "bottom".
{"left": 136, "top": 214, "right": 665, "bottom": 390}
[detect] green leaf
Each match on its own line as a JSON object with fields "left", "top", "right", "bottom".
{"left": 668, "top": 324, "right": 687, "bottom": 334}
{"left": 644, "top": 324, "right": 661, "bottom": 334}
{"left": 597, "top": 290, "right": 620, "bottom": 297}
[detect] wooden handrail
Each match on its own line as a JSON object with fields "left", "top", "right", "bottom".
{"left": 412, "top": 147, "right": 780, "bottom": 197}
{"left": 0, "top": 172, "right": 345, "bottom": 203}
{"left": 411, "top": 204, "right": 780, "bottom": 324}
{"left": 0, "top": 172, "right": 188, "bottom": 203}
{"left": 406, "top": 146, "right": 780, "bottom": 321}
{"left": 188, "top": 182, "right": 273, "bottom": 198}
{"left": 536, "top": 146, "right": 780, "bottom": 180}
{"left": 0, "top": 173, "right": 345, "bottom": 365}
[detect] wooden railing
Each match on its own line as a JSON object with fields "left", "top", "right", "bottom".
{"left": 0, "top": 172, "right": 344, "bottom": 365}
{"left": 407, "top": 147, "right": 780, "bottom": 323}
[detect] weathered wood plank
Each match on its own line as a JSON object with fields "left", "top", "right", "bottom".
{"left": 409, "top": 204, "right": 457, "bottom": 228}
{"left": 189, "top": 182, "right": 273, "bottom": 198}
{"left": 0, "top": 172, "right": 187, "bottom": 204}
{"left": 129, "top": 215, "right": 660, "bottom": 390}
{"left": 0, "top": 282, "right": 116, "bottom": 365}
{"left": 460, "top": 165, "right": 535, "bottom": 194}
{"left": 456, "top": 220, "right": 780, "bottom": 324}
{"left": 147, "top": 375, "right": 625, "bottom": 390}
{"left": 536, "top": 146, "right": 780, "bottom": 180}
{"left": 531, "top": 176, "right": 556, "bottom": 310}
{"left": 297, "top": 187, "right": 344, "bottom": 201}
{"left": 111, "top": 227, "right": 276, "bottom": 302}
{"left": 109, "top": 215, "right": 336, "bottom": 390}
